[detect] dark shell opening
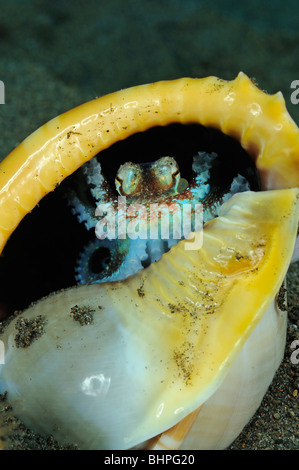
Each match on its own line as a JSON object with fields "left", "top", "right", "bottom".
{"left": 0, "top": 123, "right": 260, "bottom": 316}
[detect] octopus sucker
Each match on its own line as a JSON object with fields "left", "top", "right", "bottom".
{"left": 0, "top": 73, "right": 299, "bottom": 450}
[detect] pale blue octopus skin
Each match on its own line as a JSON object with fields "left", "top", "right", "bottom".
{"left": 69, "top": 152, "right": 251, "bottom": 284}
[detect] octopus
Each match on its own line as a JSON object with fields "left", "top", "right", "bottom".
{"left": 68, "top": 152, "right": 252, "bottom": 284}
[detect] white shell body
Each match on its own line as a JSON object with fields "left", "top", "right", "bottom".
{"left": 181, "top": 294, "right": 287, "bottom": 449}
{"left": 0, "top": 286, "right": 287, "bottom": 450}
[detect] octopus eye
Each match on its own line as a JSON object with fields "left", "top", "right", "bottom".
{"left": 115, "top": 163, "right": 143, "bottom": 197}
{"left": 151, "top": 157, "right": 181, "bottom": 193}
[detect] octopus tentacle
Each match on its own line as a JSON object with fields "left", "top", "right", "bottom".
{"left": 74, "top": 237, "right": 148, "bottom": 284}
{"left": 68, "top": 159, "right": 116, "bottom": 231}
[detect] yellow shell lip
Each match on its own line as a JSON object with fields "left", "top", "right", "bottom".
{"left": 0, "top": 72, "right": 299, "bottom": 254}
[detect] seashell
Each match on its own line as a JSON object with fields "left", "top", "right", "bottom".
{"left": 0, "top": 73, "right": 298, "bottom": 450}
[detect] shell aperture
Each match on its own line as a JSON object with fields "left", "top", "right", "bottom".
{"left": 69, "top": 150, "right": 253, "bottom": 285}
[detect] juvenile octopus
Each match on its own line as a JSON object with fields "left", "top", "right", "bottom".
{"left": 69, "top": 153, "right": 251, "bottom": 284}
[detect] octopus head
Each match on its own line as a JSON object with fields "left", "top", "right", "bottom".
{"left": 115, "top": 156, "right": 187, "bottom": 199}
